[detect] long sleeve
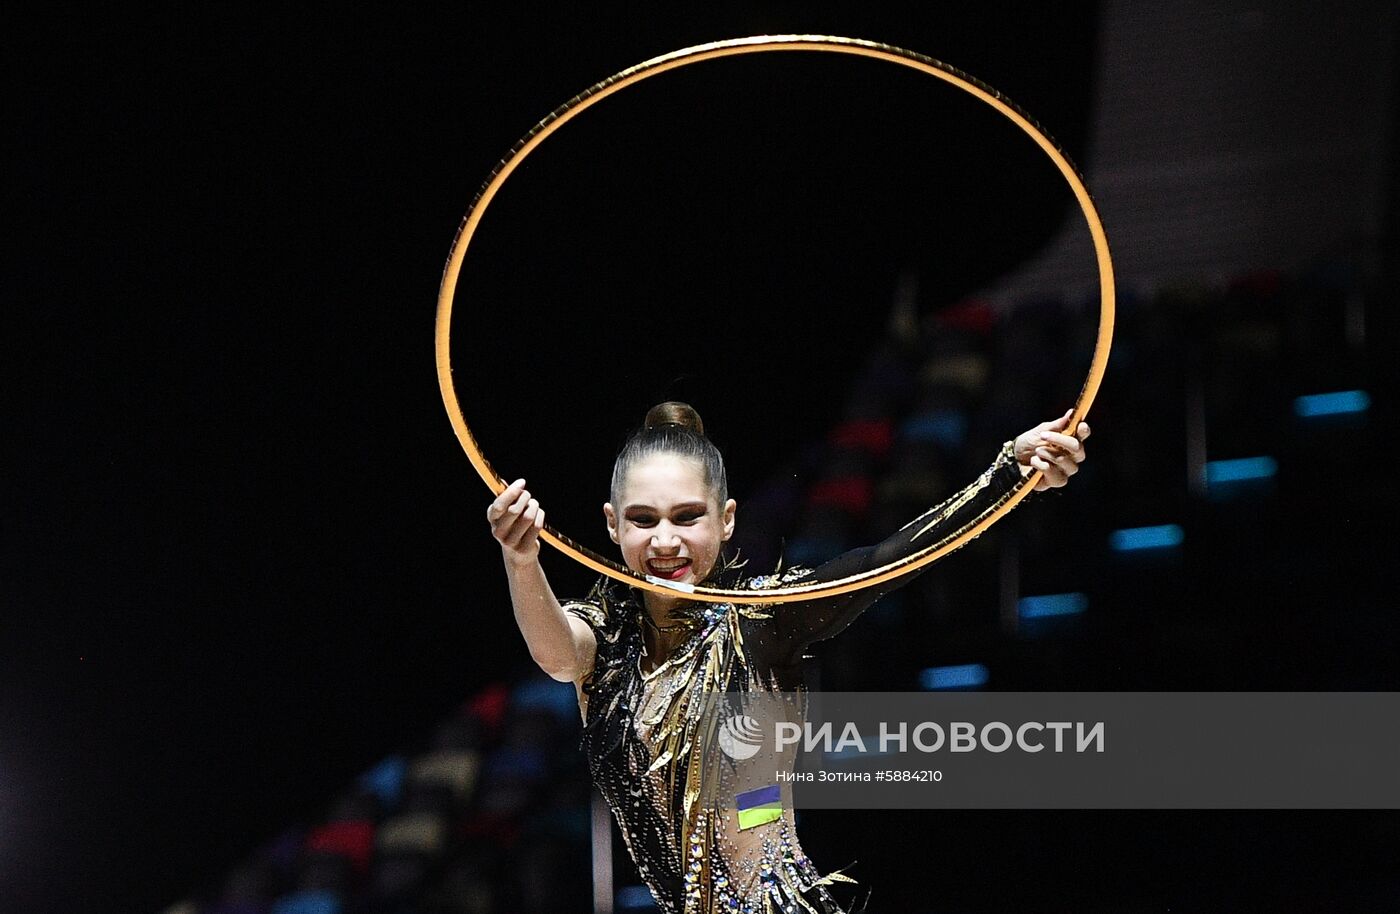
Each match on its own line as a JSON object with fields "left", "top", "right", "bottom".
{"left": 760, "top": 440, "right": 1027, "bottom": 665}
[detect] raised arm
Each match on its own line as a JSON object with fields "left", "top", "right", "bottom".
{"left": 488, "top": 479, "right": 597, "bottom": 684}
{"left": 766, "top": 412, "right": 1090, "bottom": 662}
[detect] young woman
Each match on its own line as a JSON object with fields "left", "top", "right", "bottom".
{"left": 487, "top": 402, "right": 1089, "bottom": 913}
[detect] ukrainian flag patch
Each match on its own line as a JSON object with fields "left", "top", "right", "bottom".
{"left": 735, "top": 783, "right": 782, "bottom": 830}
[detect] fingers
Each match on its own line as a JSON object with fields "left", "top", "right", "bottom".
{"left": 487, "top": 478, "right": 527, "bottom": 524}
{"left": 1030, "top": 444, "right": 1078, "bottom": 490}
{"left": 1040, "top": 430, "right": 1082, "bottom": 455}
{"left": 1029, "top": 453, "right": 1059, "bottom": 490}
{"left": 1042, "top": 408, "right": 1074, "bottom": 432}
{"left": 1038, "top": 415, "right": 1091, "bottom": 453}
{"left": 1020, "top": 412, "right": 1092, "bottom": 490}
{"left": 503, "top": 497, "right": 541, "bottom": 548}
{"left": 487, "top": 479, "right": 545, "bottom": 551}
{"left": 1036, "top": 447, "right": 1072, "bottom": 477}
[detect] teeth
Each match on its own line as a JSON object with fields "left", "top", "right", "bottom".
{"left": 650, "top": 559, "right": 688, "bottom": 570}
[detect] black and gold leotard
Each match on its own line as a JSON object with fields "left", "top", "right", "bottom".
{"left": 563, "top": 442, "right": 1026, "bottom": 913}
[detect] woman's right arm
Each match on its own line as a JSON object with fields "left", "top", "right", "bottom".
{"left": 489, "top": 479, "right": 596, "bottom": 684}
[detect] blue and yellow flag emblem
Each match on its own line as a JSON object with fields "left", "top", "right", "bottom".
{"left": 735, "top": 783, "right": 782, "bottom": 830}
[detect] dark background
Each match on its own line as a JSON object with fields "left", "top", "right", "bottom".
{"left": 6, "top": 3, "right": 1398, "bottom": 913}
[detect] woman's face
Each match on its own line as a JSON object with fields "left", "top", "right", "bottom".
{"left": 604, "top": 453, "right": 736, "bottom": 586}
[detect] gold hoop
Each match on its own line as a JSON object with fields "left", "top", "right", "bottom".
{"left": 436, "top": 35, "right": 1114, "bottom": 604}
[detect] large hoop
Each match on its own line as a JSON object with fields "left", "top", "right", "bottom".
{"left": 436, "top": 35, "right": 1114, "bottom": 604}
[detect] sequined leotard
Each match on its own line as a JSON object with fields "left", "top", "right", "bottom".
{"left": 563, "top": 442, "right": 1026, "bottom": 913}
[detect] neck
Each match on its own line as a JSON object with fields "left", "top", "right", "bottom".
{"left": 642, "top": 590, "right": 682, "bottom": 619}
{"left": 640, "top": 592, "right": 697, "bottom": 663}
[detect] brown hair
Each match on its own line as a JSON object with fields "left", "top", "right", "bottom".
{"left": 610, "top": 401, "right": 728, "bottom": 506}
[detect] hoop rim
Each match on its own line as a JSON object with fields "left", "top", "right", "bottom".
{"left": 436, "top": 34, "right": 1114, "bottom": 604}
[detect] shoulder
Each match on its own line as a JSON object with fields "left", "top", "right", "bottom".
{"left": 562, "top": 577, "right": 633, "bottom": 637}
{"left": 561, "top": 598, "right": 607, "bottom": 630}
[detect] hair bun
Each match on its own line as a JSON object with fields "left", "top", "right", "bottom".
{"left": 644, "top": 401, "right": 705, "bottom": 436}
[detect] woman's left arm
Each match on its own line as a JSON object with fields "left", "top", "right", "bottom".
{"left": 766, "top": 411, "right": 1090, "bottom": 661}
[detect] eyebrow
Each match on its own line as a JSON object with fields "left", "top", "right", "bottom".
{"left": 623, "top": 501, "right": 709, "bottom": 513}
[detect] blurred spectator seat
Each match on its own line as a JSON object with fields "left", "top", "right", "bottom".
{"left": 268, "top": 889, "right": 341, "bottom": 914}
{"left": 305, "top": 820, "right": 374, "bottom": 873}
{"left": 376, "top": 811, "right": 448, "bottom": 857}
{"left": 356, "top": 755, "right": 407, "bottom": 814}
{"left": 409, "top": 749, "right": 480, "bottom": 804}
{"left": 464, "top": 683, "right": 510, "bottom": 733}
{"left": 918, "top": 352, "right": 990, "bottom": 396}
{"left": 828, "top": 418, "right": 894, "bottom": 457}
{"left": 899, "top": 409, "right": 968, "bottom": 451}
{"left": 510, "top": 677, "right": 580, "bottom": 724}
{"left": 807, "top": 476, "right": 873, "bottom": 515}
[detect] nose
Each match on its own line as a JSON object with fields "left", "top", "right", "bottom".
{"left": 650, "top": 526, "right": 681, "bottom": 551}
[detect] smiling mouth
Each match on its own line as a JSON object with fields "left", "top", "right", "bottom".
{"left": 646, "top": 558, "right": 691, "bottom": 580}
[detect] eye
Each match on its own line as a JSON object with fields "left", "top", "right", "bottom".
{"left": 627, "top": 514, "right": 658, "bottom": 528}
{"left": 676, "top": 510, "right": 705, "bottom": 524}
